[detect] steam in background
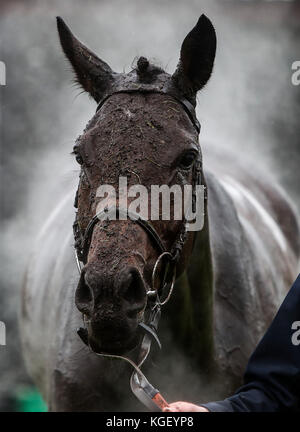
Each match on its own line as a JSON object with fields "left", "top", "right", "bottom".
{"left": 0, "top": 0, "right": 299, "bottom": 410}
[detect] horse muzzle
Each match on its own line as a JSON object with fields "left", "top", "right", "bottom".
{"left": 75, "top": 266, "right": 147, "bottom": 354}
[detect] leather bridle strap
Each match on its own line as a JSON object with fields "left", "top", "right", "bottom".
{"left": 96, "top": 90, "right": 201, "bottom": 134}
{"left": 79, "top": 207, "right": 167, "bottom": 265}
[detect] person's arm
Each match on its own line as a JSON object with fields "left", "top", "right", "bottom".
{"left": 164, "top": 274, "right": 300, "bottom": 412}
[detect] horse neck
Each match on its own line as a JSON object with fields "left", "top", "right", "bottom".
{"left": 163, "top": 206, "right": 214, "bottom": 370}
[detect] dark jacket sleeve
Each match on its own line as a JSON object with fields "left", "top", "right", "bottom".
{"left": 202, "top": 274, "right": 300, "bottom": 412}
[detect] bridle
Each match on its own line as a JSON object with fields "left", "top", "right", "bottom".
{"left": 73, "top": 90, "right": 206, "bottom": 410}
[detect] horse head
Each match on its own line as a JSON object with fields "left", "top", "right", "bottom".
{"left": 57, "top": 15, "right": 216, "bottom": 356}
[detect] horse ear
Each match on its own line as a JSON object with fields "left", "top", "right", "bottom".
{"left": 173, "top": 15, "right": 216, "bottom": 98}
{"left": 56, "top": 17, "right": 114, "bottom": 102}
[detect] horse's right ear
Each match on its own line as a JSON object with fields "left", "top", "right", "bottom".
{"left": 56, "top": 17, "right": 114, "bottom": 102}
{"left": 173, "top": 15, "right": 217, "bottom": 99}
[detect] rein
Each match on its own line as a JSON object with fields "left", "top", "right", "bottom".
{"left": 73, "top": 91, "right": 205, "bottom": 411}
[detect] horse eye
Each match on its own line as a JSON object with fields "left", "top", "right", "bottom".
{"left": 75, "top": 153, "right": 83, "bottom": 165}
{"left": 179, "top": 151, "right": 197, "bottom": 169}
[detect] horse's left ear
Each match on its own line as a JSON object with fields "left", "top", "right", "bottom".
{"left": 173, "top": 15, "right": 217, "bottom": 98}
{"left": 56, "top": 17, "right": 115, "bottom": 102}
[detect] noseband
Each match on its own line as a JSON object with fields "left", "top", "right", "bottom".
{"left": 76, "top": 207, "right": 177, "bottom": 302}
{"left": 73, "top": 90, "right": 206, "bottom": 410}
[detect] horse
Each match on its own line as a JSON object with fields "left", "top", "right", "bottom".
{"left": 20, "top": 15, "right": 300, "bottom": 411}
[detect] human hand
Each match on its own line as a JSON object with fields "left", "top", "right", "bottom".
{"left": 163, "top": 402, "right": 209, "bottom": 412}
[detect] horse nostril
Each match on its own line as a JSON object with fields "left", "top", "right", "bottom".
{"left": 75, "top": 271, "right": 94, "bottom": 314}
{"left": 119, "top": 268, "right": 146, "bottom": 316}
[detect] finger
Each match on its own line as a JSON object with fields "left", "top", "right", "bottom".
{"left": 163, "top": 404, "right": 180, "bottom": 412}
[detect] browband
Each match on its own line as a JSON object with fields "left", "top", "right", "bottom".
{"left": 96, "top": 90, "right": 201, "bottom": 134}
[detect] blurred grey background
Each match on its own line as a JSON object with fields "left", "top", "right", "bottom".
{"left": 0, "top": 0, "right": 299, "bottom": 411}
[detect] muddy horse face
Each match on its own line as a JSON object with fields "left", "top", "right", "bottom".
{"left": 57, "top": 15, "right": 216, "bottom": 355}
